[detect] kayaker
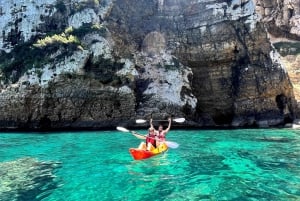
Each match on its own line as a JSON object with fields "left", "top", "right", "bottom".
{"left": 151, "top": 117, "right": 171, "bottom": 144}
{"left": 137, "top": 127, "right": 157, "bottom": 151}
{"left": 146, "top": 127, "right": 157, "bottom": 150}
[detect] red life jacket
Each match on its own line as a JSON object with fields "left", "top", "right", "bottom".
{"left": 158, "top": 131, "right": 166, "bottom": 141}
{"left": 146, "top": 133, "right": 156, "bottom": 147}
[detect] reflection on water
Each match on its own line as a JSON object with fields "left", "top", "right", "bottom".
{"left": 0, "top": 129, "right": 299, "bottom": 201}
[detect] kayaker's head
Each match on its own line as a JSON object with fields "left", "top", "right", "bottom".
{"left": 149, "top": 128, "right": 155, "bottom": 134}
{"left": 158, "top": 125, "right": 163, "bottom": 132}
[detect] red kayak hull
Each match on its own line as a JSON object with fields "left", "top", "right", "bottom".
{"left": 129, "top": 143, "right": 168, "bottom": 160}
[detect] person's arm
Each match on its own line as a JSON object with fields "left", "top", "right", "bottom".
{"left": 164, "top": 117, "right": 172, "bottom": 133}
{"left": 150, "top": 118, "right": 156, "bottom": 131}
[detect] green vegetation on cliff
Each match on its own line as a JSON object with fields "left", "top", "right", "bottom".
{"left": 273, "top": 42, "right": 300, "bottom": 56}
{"left": 0, "top": 32, "right": 79, "bottom": 83}
{"left": 33, "top": 33, "right": 80, "bottom": 48}
{"left": 0, "top": 23, "right": 105, "bottom": 84}
{"left": 0, "top": 42, "right": 51, "bottom": 83}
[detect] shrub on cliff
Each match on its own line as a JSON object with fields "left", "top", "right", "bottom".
{"left": 55, "top": 0, "right": 67, "bottom": 13}
{"left": 71, "top": 23, "right": 106, "bottom": 38}
{"left": 33, "top": 33, "right": 80, "bottom": 48}
{"left": 0, "top": 42, "right": 52, "bottom": 84}
{"left": 273, "top": 42, "right": 300, "bottom": 56}
{"left": 0, "top": 28, "right": 82, "bottom": 84}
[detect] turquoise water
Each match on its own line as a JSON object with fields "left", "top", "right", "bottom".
{"left": 1, "top": 129, "right": 300, "bottom": 201}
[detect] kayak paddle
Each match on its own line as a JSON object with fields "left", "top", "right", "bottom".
{"left": 116, "top": 126, "right": 179, "bottom": 149}
{"left": 136, "top": 118, "right": 185, "bottom": 124}
{"left": 116, "top": 127, "right": 146, "bottom": 140}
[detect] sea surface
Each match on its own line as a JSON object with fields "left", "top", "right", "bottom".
{"left": 0, "top": 129, "right": 300, "bottom": 201}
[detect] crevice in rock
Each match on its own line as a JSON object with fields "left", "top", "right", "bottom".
{"left": 39, "top": 116, "right": 51, "bottom": 130}
{"left": 84, "top": 55, "right": 124, "bottom": 85}
{"left": 134, "top": 78, "right": 153, "bottom": 111}
{"left": 276, "top": 94, "right": 287, "bottom": 114}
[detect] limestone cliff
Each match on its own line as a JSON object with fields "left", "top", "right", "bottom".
{"left": 255, "top": 0, "right": 300, "bottom": 39}
{"left": 0, "top": 0, "right": 297, "bottom": 129}
{"left": 255, "top": 0, "right": 300, "bottom": 118}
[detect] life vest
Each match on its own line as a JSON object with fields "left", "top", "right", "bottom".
{"left": 146, "top": 132, "right": 156, "bottom": 147}
{"left": 157, "top": 131, "right": 166, "bottom": 141}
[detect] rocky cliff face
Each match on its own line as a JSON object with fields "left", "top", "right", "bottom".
{"left": 254, "top": 0, "right": 300, "bottom": 118}
{"left": 255, "top": 0, "right": 300, "bottom": 39}
{"left": 0, "top": 0, "right": 298, "bottom": 129}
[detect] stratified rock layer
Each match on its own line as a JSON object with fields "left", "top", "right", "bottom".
{"left": 0, "top": 0, "right": 298, "bottom": 129}
{"left": 255, "top": 0, "right": 300, "bottom": 118}
{"left": 107, "top": 0, "right": 295, "bottom": 127}
{"left": 255, "top": 0, "right": 300, "bottom": 39}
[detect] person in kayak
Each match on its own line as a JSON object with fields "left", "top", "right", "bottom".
{"left": 150, "top": 117, "right": 171, "bottom": 145}
{"left": 146, "top": 127, "right": 157, "bottom": 150}
{"left": 137, "top": 127, "right": 157, "bottom": 151}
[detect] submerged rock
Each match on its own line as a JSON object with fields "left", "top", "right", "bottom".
{"left": 0, "top": 157, "right": 62, "bottom": 201}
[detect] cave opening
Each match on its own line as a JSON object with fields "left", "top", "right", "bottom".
{"left": 275, "top": 94, "right": 286, "bottom": 114}
{"left": 275, "top": 94, "right": 293, "bottom": 124}
{"left": 288, "top": 8, "right": 294, "bottom": 19}
{"left": 212, "top": 111, "right": 234, "bottom": 125}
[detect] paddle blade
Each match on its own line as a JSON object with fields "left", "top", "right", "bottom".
{"left": 136, "top": 119, "right": 147, "bottom": 124}
{"left": 173, "top": 118, "right": 185, "bottom": 123}
{"left": 165, "top": 141, "right": 179, "bottom": 149}
{"left": 116, "top": 127, "right": 130, "bottom": 132}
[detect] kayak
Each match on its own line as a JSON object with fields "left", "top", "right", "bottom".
{"left": 129, "top": 143, "right": 168, "bottom": 160}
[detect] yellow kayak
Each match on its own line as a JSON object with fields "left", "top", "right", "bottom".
{"left": 129, "top": 143, "right": 168, "bottom": 160}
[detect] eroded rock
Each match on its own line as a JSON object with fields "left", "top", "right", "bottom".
{"left": 0, "top": 0, "right": 298, "bottom": 129}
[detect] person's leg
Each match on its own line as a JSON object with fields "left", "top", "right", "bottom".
{"left": 147, "top": 143, "right": 154, "bottom": 151}
{"left": 138, "top": 142, "right": 146, "bottom": 150}
{"left": 155, "top": 137, "right": 160, "bottom": 148}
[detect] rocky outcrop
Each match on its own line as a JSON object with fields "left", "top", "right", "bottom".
{"left": 254, "top": 0, "right": 300, "bottom": 118}
{"left": 107, "top": 0, "right": 295, "bottom": 127}
{"left": 255, "top": 0, "right": 300, "bottom": 39}
{"left": 0, "top": 0, "right": 298, "bottom": 129}
{"left": 0, "top": 158, "right": 61, "bottom": 201}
